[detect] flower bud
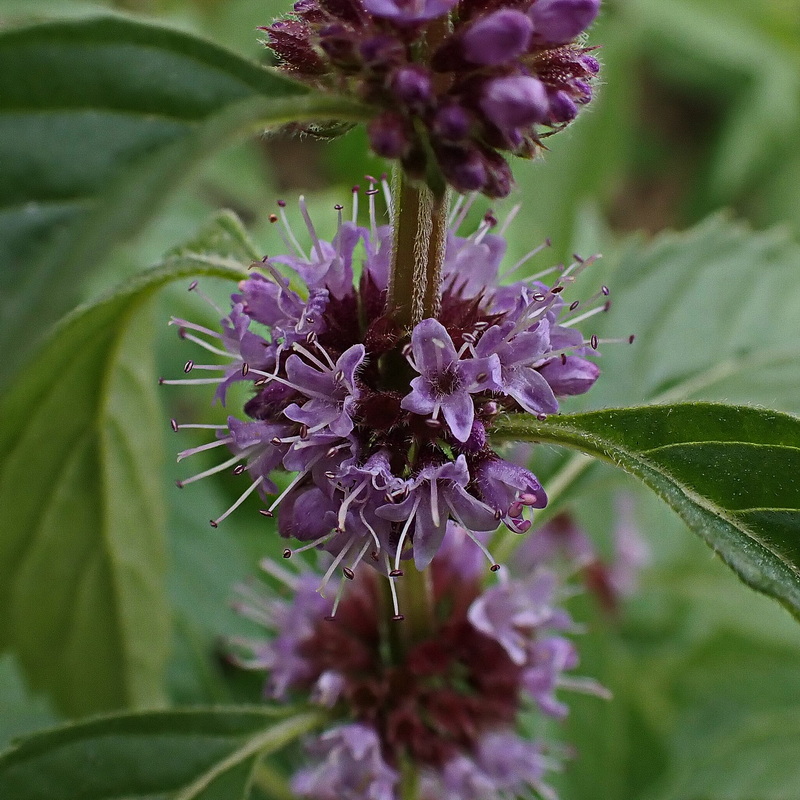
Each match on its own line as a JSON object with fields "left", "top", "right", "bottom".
{"left": 462, "top": 9, "right": 534, "bottom": 65}
{"left": 367, "top": 111, "right": 411, "bottom": 158}
{"left": 529, "top": 0, "right": 601, "bottom": 44}
{"left": 390, "top": 65, "right": 433, "bottom": 110}
{"left": 432, "top": 104, "right": 472, "bottom": 141}
{"left": 480, "top": 75, "right": 549, "bottom": 131}
{"left": 548, "top": 89, "right": 578, "bottom": 122}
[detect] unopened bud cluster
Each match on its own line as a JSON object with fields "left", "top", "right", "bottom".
{"left": 262, "top": 0, "right": 601, "bottom": 196}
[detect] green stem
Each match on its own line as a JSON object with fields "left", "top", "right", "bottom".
{"left": 386, "top": 168, "right": 448, "bottom": 330}
{"left": 398, "top": 560, "right": 436, "bottom": 647}
{"left": 399, "top": 753, "right": 421, "bottom": 800}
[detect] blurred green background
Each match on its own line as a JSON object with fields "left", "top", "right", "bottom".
{"left": 1, "top": 0, "right": 799, "bottom": 798}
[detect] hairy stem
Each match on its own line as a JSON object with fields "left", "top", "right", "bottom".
{"left": 386, "top": 167, "right": 448, "bottom": 330}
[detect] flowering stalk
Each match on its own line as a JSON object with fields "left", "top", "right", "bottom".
{"left": 386, "top": 170, "right": 449, "bottom": 329}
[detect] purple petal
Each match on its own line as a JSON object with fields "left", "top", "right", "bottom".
{"left": 506, "top": 367, "right": 559, "bottom": 415}
{"left": 441, "top": 390, "right": 475, "bottom": 442}
{"left": 538, "top": 355, "right": 599, "bottom": 396}
{"left": 411, "top": 318, "right": 459, "bottom": 377}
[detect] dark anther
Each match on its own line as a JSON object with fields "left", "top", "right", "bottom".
{"left": 170, "top": 419, "right": 179, "bottom": 432}
{"left": 602, "top": 285, "right": 610, "bottom": 296}
{"left": 283, "top": 548, "right": 292, "bottom": 558}
{"left": 334, "top": 204, "right": 343, "bottom": 210}
{"left": 389, "top": 569, "right": 404, "bottom": 577}
{"left": 209, "top": 519, "right": 218, "bottom": 528}
{"left": 370, "top": 551, "right": 379, "bottom": 561}
{"left": 628, "top": 334, "right": 636, "bottom": 344}
{"left": 269, "top": 214, "right": 279, "bottom": 223}
{"left": 551, "top": 285, "right": 564, "bottom": 294}
{"left": 343, "top": 567, "right": 355, "bottom": 580}
{"left": 324, "top": 470, "right": 336, "bottom": 479}
{"left": 271, "top": 437, "right": 283, "bottom": 446}
{"left": 277, "top": 199, "right": 287, "bottom": 207}
{"left": 532, "top": 293, "right": 546, "bottom": 302}
{"left": 300, "top": 424, "right": 310, "bottom": 440}
{"left": 392, "top": 614, "right": 405, "bottom": 621}
{"left": 233, "top": 465, "right": 245, "bottom": 475}
{"left": 175, "top": 479, "right": 184, "bottom": 488}
{"left": 184, "top": 361, "right": 194, "bottom": 373}
{"left": 188, "top": 280, "right": 198, "bottom": 291}
{"left": 490, "top": 563, "right": 501, "bottom": 572}
{"left": 590, "top": 334, "right": 598, "bottom": 349}
{"left": 569, "top": 300, "right": 580, "bottom": 311}
{"left": 254, "top": 377, "right": 268, "bottom": 386}
{"left": 537, "top": 413, "right": 548, "bottom": 421}
{"left": 494, "top": 509, "right": 503, "bottom": 521}
{"left": 241, "top": 363, "right": 250, "bottom": 377}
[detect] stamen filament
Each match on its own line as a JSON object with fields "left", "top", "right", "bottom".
{"left": 211, "top": 475, "right": 264, "bottom": 527}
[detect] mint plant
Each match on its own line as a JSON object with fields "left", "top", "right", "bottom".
{"left": 0, "top": 2, "right": 798, "bottom": 799}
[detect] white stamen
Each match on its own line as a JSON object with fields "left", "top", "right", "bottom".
{"left": 173, "top": 423, "right": 228, "bottom": 431}
{"left": 299, "top": 195, "right": 324, "bottom": 262}
{"left": 318, "top": 543, "right": 351, "bottom": 597}
{"left": 259, "top": 558, "right": 301, "bottom": 591}
{"left": 177, "top": 436, "right": 234, "bottom": 461}
{"left": 188, "top": 282, "right": 224, "bottom": 316}
{"left": 160, "top": 377, "right": 225, "bottom": 386}
{"left": 394, "top": 496, "right": 420, "bottom": 573}
{"left": 211, "top": 476, "right": 263, "bottom": 527}
{"left": 278, "top": 203, "right": 308, "bottom": 260}
{"left": 384, "top": 554, "right": 401, "bottom": 618}
{"left": 498, "top": 203, "right": 522, "bottom": 235}
{"left": 561, "top": 303, "right": 608, "bottom": 327}
{"left": 179, "top": 450, "right": 250, "bottom": 486}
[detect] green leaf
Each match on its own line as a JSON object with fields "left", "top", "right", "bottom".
{"left": 0, "top": 706, "right": 326, "bottom": 800}
{"left": 589, "top": 214, "right": 800, "bottom": 413}
{"left": 0, "top": 212, "right": 251, "bottom": 715}
{"left": 0, "top": 16, "right": 370, "bottom": 384}
{"left": 492, "top": 403, "right": 800, "bottom": 619}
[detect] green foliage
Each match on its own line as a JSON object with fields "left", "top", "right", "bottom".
{"left": 0, "top": 213, "right": 251, "bottom": 715}
{"left": 589, "top": 214, "right": 800, "bottom": 412}
{"left": 0, "top": 15, "right": 369, "bottom": 384}
{"left": 493, "top": 403, "right": 800, "bottom": 618}
{"left": 0, "top": 706, "right": 326, "bottom": 800}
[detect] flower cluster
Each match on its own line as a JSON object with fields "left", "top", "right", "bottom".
{"left": 262, "top": 0, "right": 601, "bottom": 196}
{"left": 231, "top": 523, "right": 608, "bottom": 800}
{"left": 164, "top": 180, "right": 612, "bottom": 612}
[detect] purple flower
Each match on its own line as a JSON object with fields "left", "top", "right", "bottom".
{"left": 475, "top": 732, "right": 550, "bottom": 795}
{"left": 215, "top": 304, "right": 274, "bottom": 404}
{"left": 474, "top": 321, "right": 559, "bottom": 416}
{"left": 521, "top": 636, "right": 579, "bottom": 718}
{"left": 377, "top": 456, "right": 498, "bottom": 569}
{"left": 292, "top": 723, "right": 399, "bottom": 800}
{"left": 462, "top": 10, "right": 534, "bottom": 66}
{"left": 467, "top": 570, "right": 564, "bottom": 664}
{"left": 283, "top": 344, "right": 365, "bottom": 437}
{"left": 231, "top": 573, "right": 331, "bottom": 698}
{"left": 474, "top": 456, "right": 548, "bottom": 533}
{"left": 361, "top": 0, "right": 458, "bottom": 23}
{"left": 480, "top": 75, "right": 549, "bottom": 132}
{"left": 529, "top": 0, "right": 601, "bottom": 44}
{"left": 402, "top": 318, "right": 500, "bottom": 442}
{"left": 538, "top": 354, "right": 600, "bottom": 396}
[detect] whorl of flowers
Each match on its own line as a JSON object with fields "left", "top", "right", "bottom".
{"left": 163, "top": 179, "right": 617, "bottom": 617}
{"left": 261, "top": 0, "right": 601, "bottom": 197}
{"left": 230, "top": 523, "right": 609, "bottom": 800}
